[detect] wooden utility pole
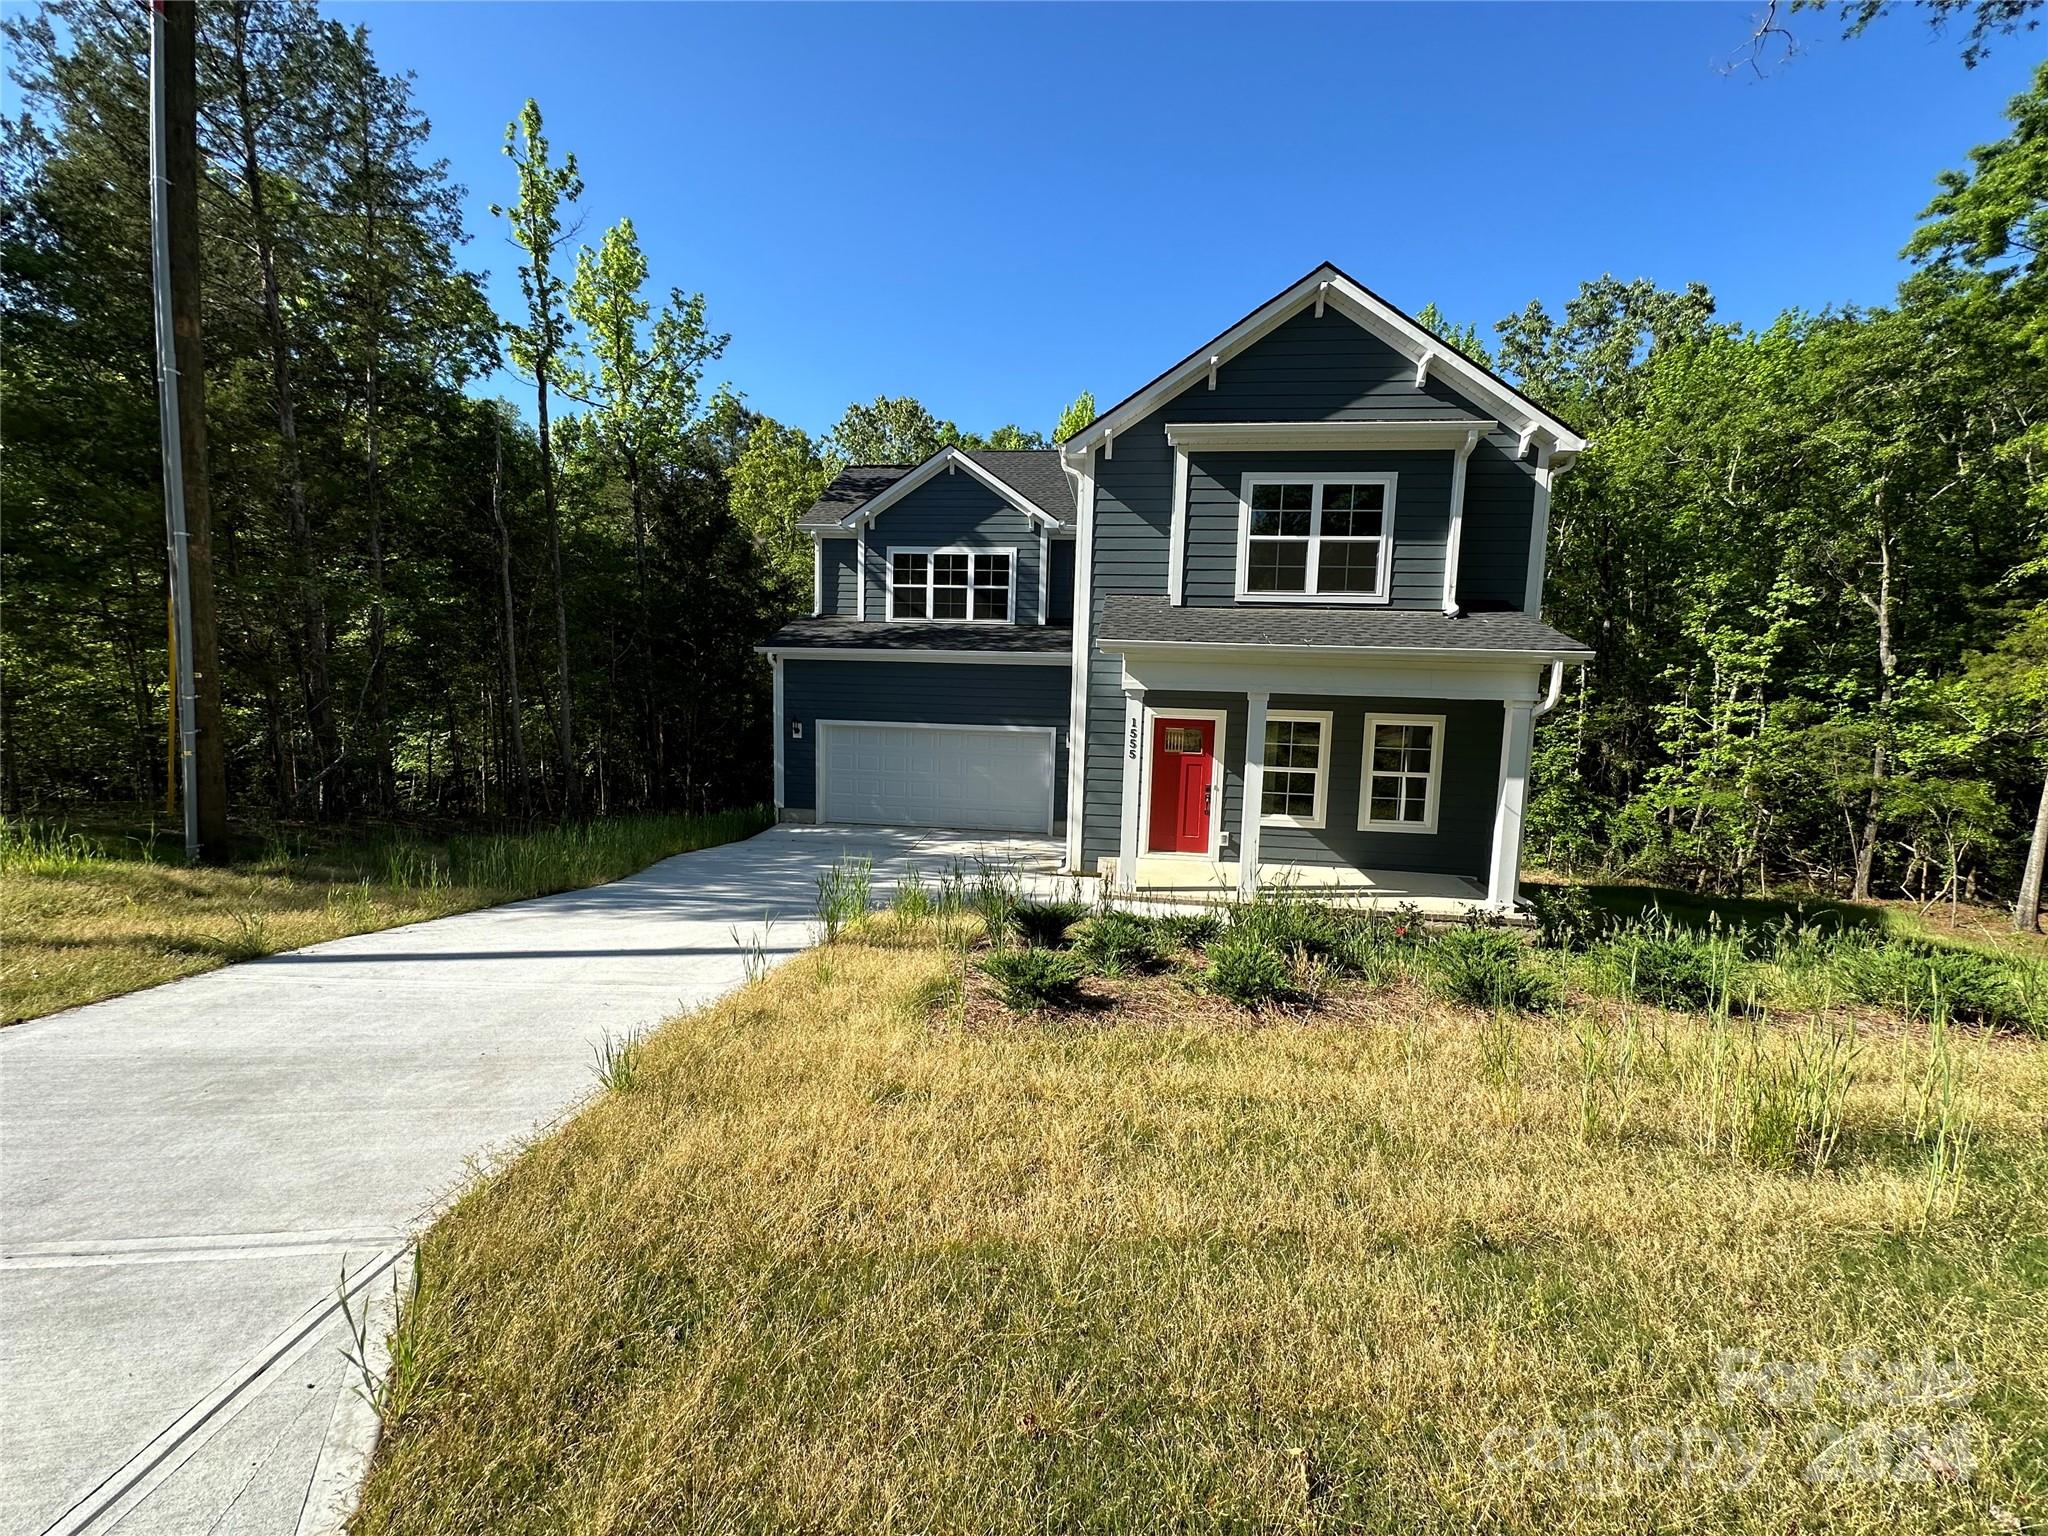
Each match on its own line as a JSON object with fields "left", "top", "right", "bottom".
{"left": 150, "top": 0, "right": 228, "bottom": 859}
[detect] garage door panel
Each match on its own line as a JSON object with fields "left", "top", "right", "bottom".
{"left": 820, "top": 723, "right": 1052, "bottom": 832}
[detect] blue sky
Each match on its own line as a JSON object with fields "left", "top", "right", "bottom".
{"left": 317, "top": 1, "right": 2037, "bottom": 440}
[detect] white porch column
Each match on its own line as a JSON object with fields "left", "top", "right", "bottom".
{"left": 1116, "top": 684, "right": 1147, "bottom": 892}
{"left": 1486, "top": 699, "right": 1535, "bottom": 909}
{"left": 771, "top": 655, "right": 786, "bottom": 812}
{"left": 1239, "top": 690, "right": 1270, "bottom": 898}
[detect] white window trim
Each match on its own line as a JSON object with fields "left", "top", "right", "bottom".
{"left": 1359, "top": 711, "right": 1446, "bottom": 835}
{"left": 1234, "top": 472, "right": 1396, "bottom": 605}
{"left": 884, "top": 545, "right": 1018, "bottom": 624}
{"left": 1257, "top": 708, "right": 1334, "bottom": 830}
{"left": 1140, "top": 704, "right": 1228, "bottom": 860}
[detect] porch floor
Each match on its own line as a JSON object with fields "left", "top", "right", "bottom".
{"left": 1097, "top": 856, "right": 1492, "bottom": 916}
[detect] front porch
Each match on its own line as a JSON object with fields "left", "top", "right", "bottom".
{"left": 1098, "top": 854, "right": 1492, "bottom": 916}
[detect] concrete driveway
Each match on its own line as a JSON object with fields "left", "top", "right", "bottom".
{"left": 0, "top": 825, "right": 1064, "bottom": 1536}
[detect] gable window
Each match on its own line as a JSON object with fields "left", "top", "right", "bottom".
{"left": 888, "top": 548, "right": 1013, "bottom": 622}
{"left": 1237, "top": 474, "right": 1395, "bottom": 602}
{"left": 1360, "top": 713, "right": 1443, "bottom": 834}
{"left": 1259, "top": 710, "right": 1333, "bottom": 828}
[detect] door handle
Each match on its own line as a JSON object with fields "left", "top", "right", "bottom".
{"left": 1204, "top": 785, "right": 1213, "bottom": 812}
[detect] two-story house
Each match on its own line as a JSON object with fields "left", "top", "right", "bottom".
{"left": 760, "top": 263, "right": 1591, "bottom": 911}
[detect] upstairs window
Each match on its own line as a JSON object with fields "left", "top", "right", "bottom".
{"left": 1237, "top": 474, "right": 1394, "bottom": 602}
{"left": 888, "top": 548, "right": 1013, "bottom": 622}
{"left": 1360, "top": 713, "right": 1443, "bottom": 834}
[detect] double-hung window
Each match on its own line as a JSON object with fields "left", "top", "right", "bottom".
{"left": 1258, "top": 710, "right": 1333, "bottom": 828}
{"left": 1238, "top": 474, "right": 1394, "bottom": 601}
{"left": 889, "top": 548, "right": 1013, "bottom": 622}
{"left": 1360, "top": 713, "right": 1443, "bottom": 833}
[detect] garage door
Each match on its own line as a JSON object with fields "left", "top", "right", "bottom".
{"left": 819, "top": 722, "right": 1054, "bottom": 833}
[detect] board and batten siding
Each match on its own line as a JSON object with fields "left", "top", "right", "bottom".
{"left": 858, "top": 474, "right": 1054, "bottom": 625}
{"left": 781, "top": 659, "right": 1070, "bottom": 823}
{"left": 1079, "top": 303, "right": 1539, "bottom": 867}
{"left": 817, "top": 537, "right": 858, "bottom": 617}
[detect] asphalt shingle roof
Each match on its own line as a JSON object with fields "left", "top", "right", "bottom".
{"left": 763, "top": 619, "right": 1073, "bottom": 655}
{"left": 797, "top": 449, "right": 1073, "bottom": 530}
{"left": 1096, "top": 597, "right": 1592, "bottom": 657}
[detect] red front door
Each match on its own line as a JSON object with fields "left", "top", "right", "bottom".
{"left": 1148, "top": 717, "right": 1215, "bottom": 854}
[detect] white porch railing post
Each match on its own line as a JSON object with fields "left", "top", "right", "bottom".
{"left": 1116, "top": 684, "right": 1146, "bottom": 893}
{"left": 1239, "top": 691, "right": 1270, "bottom": 899}
{"left": 1487, "top": 699, "right": 1535, "bottom": 910}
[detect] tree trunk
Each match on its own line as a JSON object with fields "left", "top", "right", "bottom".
{"left": 537, "top": 367, "right": 576, "bottom": 813}
{"left": 489, "top": 416, "right": 528, "bottom": 817}
{"left": 164, "top": 1, "right": 229, "bottom": 858}
{"left": 226, "top": 1, "right": 341, "bottom": 815}
{"left": 1850, "top": 525, "right": 1895, "bottom": 902}
{"left": 2016, "top": 763, "right": 2048, "bottom": 934}
{"left": 356, "top": 75, "right": 394, "bottom": 812}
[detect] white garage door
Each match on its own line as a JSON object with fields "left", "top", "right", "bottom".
{"left": 819, "top": 722, "right": 1054, "bottom": 833}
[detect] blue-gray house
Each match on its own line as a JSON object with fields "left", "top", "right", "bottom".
{"left": 761, "top": 263, "right": 1592, "bottom": 910}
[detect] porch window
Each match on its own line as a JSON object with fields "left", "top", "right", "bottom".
{"left": 1360, "top": 713, "right": 1444, "bottom": 834}
{"left": 1259, "top": 710, "right": 1333, "bottom": 828}
{"left": 888, "top": 548, "right": 1013, "bottom": 621}
{"left": 1238, "top": 475, "right": 1394, "bottom": 601}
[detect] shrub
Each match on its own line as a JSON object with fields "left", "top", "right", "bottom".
{"left": 1430, "top": 927, "right": 1557, "bottom": 1013}
{"left": 1151, "top": 911, "right": 1223, "bottom": 952}
{"left": 1604, "top": 925, "right": 1744, "bottom": 1012}
{"left": 1009, "top": 899, "right": 1087, "bottom": 949}
{"left": 1829, "top": 937, "right": 2041, "bottom": 1033}
{"left": 1229, "top": 890, "right": 1341, "bottom": 956}
{"left": 1328, "top": 921, "right": 1411, "bottom": 984}
{"left": 1526, "top": 885, "right": 1606, "bottom": 952}
{"left": 979, "top": 948, "right": 1087, "bottom": 1011}
{"left": 1198, "top": 931, "right": 1296, "bottom": 1008}
{"left": 1075, "top": 911, "right": 1159, "bottom": 975}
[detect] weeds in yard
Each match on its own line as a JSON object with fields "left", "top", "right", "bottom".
{"left": 1228, "top": 888, "right": 1341, "bottom": 957}
{"left": 970, "top": 860, "right": 1022, "bottom": 939}
{"left": 1913, "top": 995, "right": 1974, "bottom": 1221}
{"left": 1151, "top": 911, "right": 1223, "bottom": 952}
{"left": 890, "top": 867, "right": 933, "bottom": 925}
{"left": 214, "top": 907, "right": 274, "bottom": 961}
{"left": 733, "top": 920, "right": 775, "bottom": 983}
{"left": 1573, "top": 1007, "right": 1642, "bottom": 1144}
{"left": 590, "top": 1028, "right": 647, "bottom": 1092}
{"left": 814, "top": 856, "right": 873, "bottom": 942}
{"left": 1739, "top": 1019, "right": 1858, "bottom": 1171}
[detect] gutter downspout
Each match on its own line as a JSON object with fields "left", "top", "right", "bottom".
{"left": 1060, "top": 449, "right": 1097, "bottom": 874}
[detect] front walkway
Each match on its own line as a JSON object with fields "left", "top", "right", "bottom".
{"left": 0, "top": 825, "right": 1054, "bottom": 1536}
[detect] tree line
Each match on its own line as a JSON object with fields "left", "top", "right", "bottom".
{"left": 0, "top": 0, "right": 1083, "bottom": 828}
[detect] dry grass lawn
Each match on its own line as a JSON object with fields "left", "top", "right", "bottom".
{"left": 353, "top": 927, "right": 2048, "bottom": 1535}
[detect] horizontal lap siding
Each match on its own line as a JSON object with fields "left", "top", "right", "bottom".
{"left": 1047, "top": 539, "right": 1077, "bottom": 624}
{"left": 862, "top": 477, "right": 1049, "bottom": 624}
{"left": 1183, "top": 449, "right": 1450, "bottom": 610}
{"left": 782, "top": 660, "right": 1071, "bottom": 822}
{"left": 1257, "top": 695, "right": 1501, "bottom": 881}
{"left": 1081, "top": 304, "right": 1522, "bottom": 869}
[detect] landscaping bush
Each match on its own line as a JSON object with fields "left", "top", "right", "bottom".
{"left": 1228, "top": 890, "right": 1340, "bottom": 957}
{"left": 1198, "top": 931, "right": 1296, "bottom": 1008}
{"left": 1327, "top": 920, "right": 1412, "bottom": 984}
{"left": 1429, "top": 927, "right": 1557, "bottom": 1013}
{"left": 979, "top": 948, "right": 1087, "bottom": 1011}
{"left": 1151, "top": 911, "right": 1222, "bottom": 951}
{"left": 1008, "top": 898, "right": 1087, "bottom": 948}
{"left": 1074, "top": 911, "right": 1159, "bottom": 975}
{"left": 1526, "top": 885, "right": 1606, "bottom": 951}
{"left": 1829, "top": 936, "right": 2043, "bottom": 1033}
{"left": 1602, "top": 924, "right": 1744, "bottom": 1011}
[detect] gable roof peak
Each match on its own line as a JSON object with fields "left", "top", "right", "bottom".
{"left": 1060, "top": 261, "right": 1587, "bottom": 458}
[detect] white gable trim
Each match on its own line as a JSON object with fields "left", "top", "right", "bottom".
{"left": 1063, "top": 263, "right": 1588, "bottom": 461}
{"left": 1164, "top": 419, "right": 1497, "bottom": 453}
{"left": 836, "top": 447, "right": 1063, "bottom": 531}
